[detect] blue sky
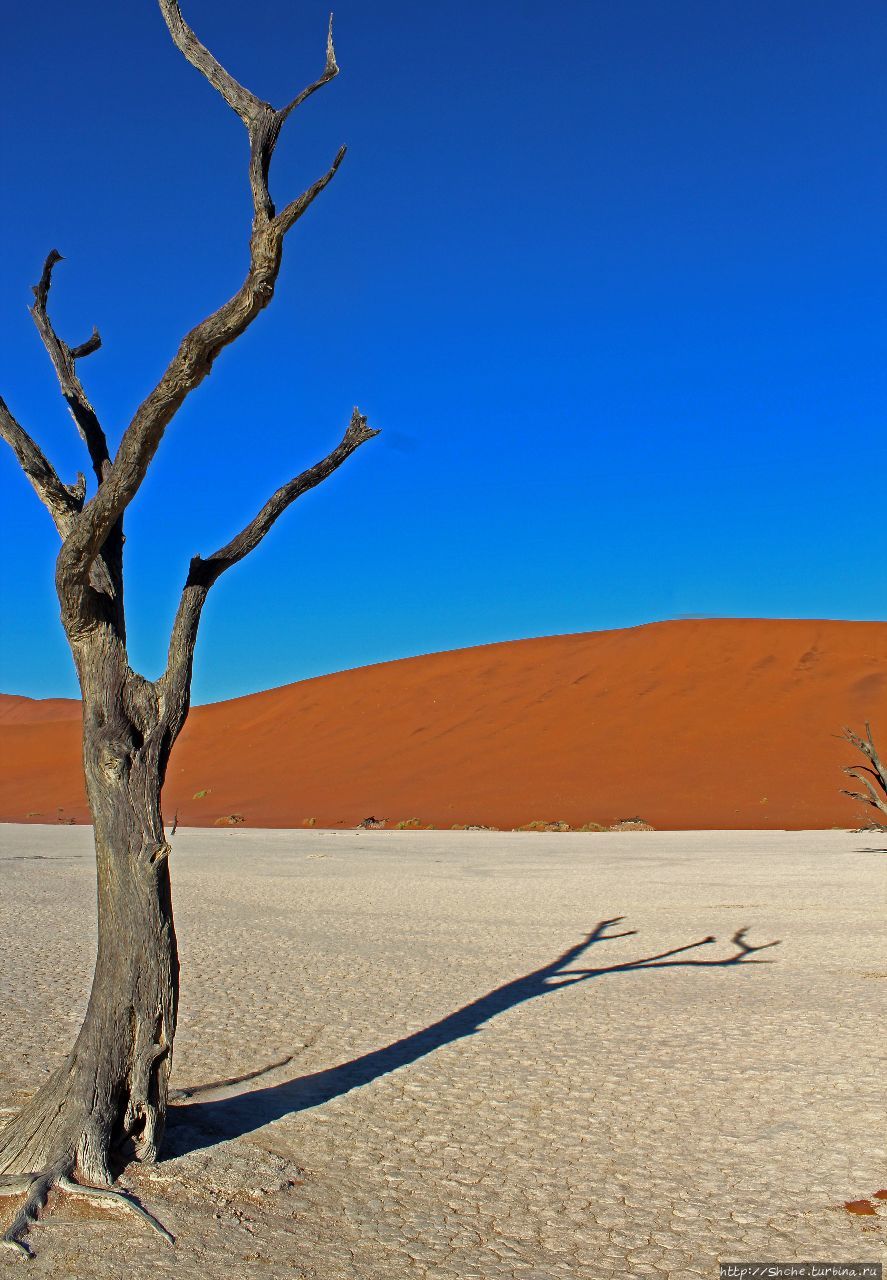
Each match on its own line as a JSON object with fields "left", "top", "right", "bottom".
{"left": 2, "top": 0, "right": 885, "bottom": 703}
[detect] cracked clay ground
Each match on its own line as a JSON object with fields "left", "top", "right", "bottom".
{"left": 0, "top": 826, "right": 884, "bottom": 1278}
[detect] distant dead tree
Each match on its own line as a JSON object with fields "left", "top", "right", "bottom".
{"left": 840, "top": 722, "right": 887, "bottom": 830}
{"left": 0, "top": 3, "right": 377, "bottom": 1256}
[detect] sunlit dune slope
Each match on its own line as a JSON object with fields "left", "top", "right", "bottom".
{"left": 1, "top": 619, "right": 884, "bottom": 830}
{"left": 0, "top": 694, "right": 81, "bottom": 725}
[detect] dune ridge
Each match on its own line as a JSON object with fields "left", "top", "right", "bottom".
{"left": 1, "top": 618, "right": 884, "bottom": 830}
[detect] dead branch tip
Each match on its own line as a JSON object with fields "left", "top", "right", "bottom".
{"left": 32, "top": 250, "right": 63, "bottom": 306}
{"left": 327, "top": 13, "right": 338, "bottom": 74}
{"left": 70, "top": 327, "right": 103, "bottom": 361}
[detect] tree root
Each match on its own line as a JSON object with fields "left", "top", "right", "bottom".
{"left": 0, "top": 1161, "right": 67, "bottom": 1260}
{"left": 58, "top": 1176, "right": 174, "bottom": 1246}
{"left": 0, "top": 1165, "right": 174, "bottom": 1259}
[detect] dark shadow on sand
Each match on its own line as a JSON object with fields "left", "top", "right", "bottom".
{"left": 166, "top": 919, "right": 778, "bottom": 1157}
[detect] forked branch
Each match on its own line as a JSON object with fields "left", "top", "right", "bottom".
{"left": 30, "top": 251, "right": 110, "bottom": 485}
{"left": 29, "top": 250, "right": 126, "bottom": 624}
{"left": 840, "top": 722, "right": 887, "bottom": 828}
{"left": 159, "top": 2, "right": 340, "bottom": 218}
{"left": 56, "top": 2, "right": 349, "bottom": 602}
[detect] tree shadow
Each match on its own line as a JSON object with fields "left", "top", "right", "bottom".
{"left": 165, "top": 918, "right": 778, "bottom": 1158}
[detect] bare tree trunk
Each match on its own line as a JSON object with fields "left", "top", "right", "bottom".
{"left": 0, "top": 648, "right": 178, "bottom": 1185}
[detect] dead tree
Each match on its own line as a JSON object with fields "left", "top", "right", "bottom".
{"left": 840, "top": 722, "right": 887, "bottom": 830}
{"left": 0, "top": 3, "right": 377, "bottom": 1256}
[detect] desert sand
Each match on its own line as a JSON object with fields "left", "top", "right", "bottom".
{"left": 1, "top": 618, "right": 884, "bottom": 830}
{"left": 0, "top": 824, "right": 884, "bottom": 1277}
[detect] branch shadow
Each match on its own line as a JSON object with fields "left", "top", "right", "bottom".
{"left": 165, "top": 918, "right": 778, "bottom": 1158}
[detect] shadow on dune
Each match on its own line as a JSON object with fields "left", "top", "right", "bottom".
{"left": 165, "top": 918, "right": 778, "bottom": 1158}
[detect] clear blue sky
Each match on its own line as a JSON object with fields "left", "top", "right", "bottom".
{"left": 2, "top": 0, "right": 885, "bottom": 704}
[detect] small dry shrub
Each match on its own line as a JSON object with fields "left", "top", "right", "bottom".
{"left": 515, "top": 819, "right": 571, "bottom": 832}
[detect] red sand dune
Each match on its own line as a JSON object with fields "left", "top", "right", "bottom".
{"left": 1, "top": 619, "right": 884, "bottom": 830}
{"left": 0, "top": 694, "right": 81, "bottom": 725}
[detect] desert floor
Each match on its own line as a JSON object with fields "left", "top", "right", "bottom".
{"left": 0, "top": 826, "right": 884, "bottom": 1278}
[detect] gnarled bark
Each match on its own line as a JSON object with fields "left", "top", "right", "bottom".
{"left": 0, "top": 632, "right": 181, "bottom": 1256}
{"left": 0, "top": 630, "right": 178, "bottom": 1177}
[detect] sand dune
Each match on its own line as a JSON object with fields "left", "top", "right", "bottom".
{"left": 1, "top": 618, "right": 884, "bottom": 830}
{"left": 0, "top": 693, "right": 80, "bottom": 724}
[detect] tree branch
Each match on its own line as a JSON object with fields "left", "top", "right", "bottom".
{"left": 841, "top": 769, "right": 887, "bottom": 815}
{"left": 278, "top": 14, "right": 339, "bottom": 126}
{"left": 0, "top": 395, "right": 84, "bottom": 533}
{"left": 70, "top": 331, "right": 102, "bottom": 361}
{"left": 30, "top": 251, "right": 110, "bottom": 486}
{"left": 156, "top": 0, "right": 269, "bottom": 126}
{"left": 55, "top": 2, "right": 348, "bottom": 601}
{"left": 204, "top": 408, "right": 377, "bottom": 575}
{"left": 840, "top": 723, "right": 887, "bottom": 827}
{"left": 158, "top": 4, "right": 341, "bottom": 220}
{"left": 30, "top": 251, "right": 126, "bottom": 631}
{"left": 158, "top": 409, "right": 378, "bottom": 736}
{"left": 277, "top": 145, "right": 347, "bottom": 234}
{"left": 842, "top": 723, "right": 887, "bottom": 792}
